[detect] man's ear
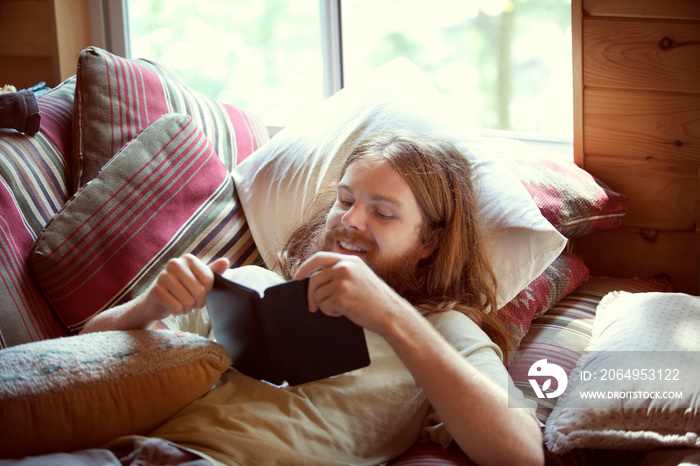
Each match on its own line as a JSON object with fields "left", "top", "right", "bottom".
{"left": 420, "top": 227, "right": 444, "bottom": 259}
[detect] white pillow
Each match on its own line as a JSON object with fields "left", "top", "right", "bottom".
{"left": 544, "top": 291, "right": 700, "bottom": 454}
{"left": 233, "top": 58, "right": 566, "bottom": 308}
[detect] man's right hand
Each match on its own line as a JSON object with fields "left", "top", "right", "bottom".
{"left": 81, "top": 254, "right": 230, "bottom": 333}
{"left": 143, "top": 254, "right": 231, "bottom": 321}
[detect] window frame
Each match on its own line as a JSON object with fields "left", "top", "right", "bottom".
{"left": 89, "top": 0, "right": 573, "bottom": 156}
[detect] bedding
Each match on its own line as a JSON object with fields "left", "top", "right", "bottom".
{"left": 0, "top": 47, "right": 687, "bottom": 464}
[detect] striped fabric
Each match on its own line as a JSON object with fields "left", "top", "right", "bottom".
{"left": 507, "top": 276, "right": 672, "bottom": 424}
{"left": 31, "top": 114, "right": 260, "bottom": 331}
{"left": 72, "top": 46, "right": 268, "bottom": 191}
{"left": 0, "top": 78, "right": 76, "bottom": 347}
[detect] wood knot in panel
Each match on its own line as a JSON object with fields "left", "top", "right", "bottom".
{"left": 640, "top": 229, "right": 658, "bottom": 241}
{"left": 658, "top": 37, "right": 676, "bottom": 51}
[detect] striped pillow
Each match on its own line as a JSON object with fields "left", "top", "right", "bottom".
{"left": 30, "top": 114, "right": 259, "bottom": 331}
{"left": 507, "top": 276, "right": 672, "bottom": 424}
{"left": 72, "top": 46, "right": 269, "bottom": 191}
{"left": 0, "top": 78, "right": 76, "bottom": 348}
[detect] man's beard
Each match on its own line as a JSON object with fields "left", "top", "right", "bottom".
{"left": 309, "top": 224, "right": 424, "bottom": 299}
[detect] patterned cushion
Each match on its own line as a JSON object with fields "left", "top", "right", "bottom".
{"left": 0, "top": 78, "right": 75, "bottom": 348}
{"left": 30, "top": 114, "right": 259, "bottom": 331}
{"left": 72, "top": 46, "right": 268, "bottom": 191}
{"left": 485, "top": 138, "right": 627, "bottom": 238}
{"left": 0, "top": 330, "right": 231, "bottom": 458}
{"left": 507, "top": 276, "right": 673, "bottom": 424}
{"left": 500, "top": 251, "right": 589, "bottom": 349}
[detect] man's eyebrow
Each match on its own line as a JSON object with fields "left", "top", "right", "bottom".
{"left": 337, "top": 183, "right": 404, "bottom": 209}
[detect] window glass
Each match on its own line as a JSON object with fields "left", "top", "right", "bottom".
{"left": 127, "top": 0, "right": 572, "bottom": 137}
{"left": 127, "top": 0, "right": 325, "bottom": 126}
{"left": 342, "top": 0, "right": 573, "bottom": 136}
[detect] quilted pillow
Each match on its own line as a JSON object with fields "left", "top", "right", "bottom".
{"left": 507, "top": 276, "right": 673, "bottom": 424}
{"left": 72, "top": 46, "right": 269, "bottom": 191}
{"left": 499, "top": 251, "right": 589, "bottom": 349}
{"left": 485, "top": 138, "right": 627, "bottom": 238}
{"left": 30, "top": 114, "right": 259, "bottom": 331}
{"left": 0, "top": 78, "right": 76, "bottom": 347}
{"left": 545, "top": 291, "right": 700, "bottom": 454}
{"left": 0, "top": 330, "right": 231, "bottom": 458}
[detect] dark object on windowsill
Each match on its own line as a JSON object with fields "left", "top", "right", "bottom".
{"left": 0, "top": 89, "right": 41, "bottom": 135}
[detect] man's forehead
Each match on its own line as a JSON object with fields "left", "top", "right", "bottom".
{"left": 339, "top": 160, "right": 410, "bottom": 207}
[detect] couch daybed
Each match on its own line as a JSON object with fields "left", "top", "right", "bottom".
{"left": 0, "top": 47, "right": 698, "bottom": 465}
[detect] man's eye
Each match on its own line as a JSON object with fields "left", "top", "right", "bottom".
{"left": 374, "top": 211, "right": 392, "bottom": 220}
{"left": 339, "top": 199, "right": 353, "bottom": 208}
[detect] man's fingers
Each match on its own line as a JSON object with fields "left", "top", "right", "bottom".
{"left": 158, "top": 273, "right": 198, "bottom": 314}
{"left": 294, "top": 251, "right": 344, "bottom": 280}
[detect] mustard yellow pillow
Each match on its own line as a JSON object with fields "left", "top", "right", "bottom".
{"left": 0, "top": 330, "right": 231, "bottom": 459}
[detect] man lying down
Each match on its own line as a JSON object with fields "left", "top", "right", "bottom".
{"left": 81, "top": 132, "right": 544, "bottom": 466}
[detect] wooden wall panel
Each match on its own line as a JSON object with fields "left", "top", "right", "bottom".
{"left": 584, "top": 0, "right": 700, "bottom": 21}
{"left": 53, "top": 0, "right": 91, "bottom": 81}
{"left": 583, "top": 18, "right": 700, "bottom": 93}
{"left": 0, "top": 0, "right": 90, "bottom": 88}
{"left": 584, "top": 88, "right": 700, "bottom": 164}
{"left": 585, "top": 155, "right": 697, "bottom": 231}
{"left": 573, "top": 229, "right": 699, "bottom": 295}
{"left": 0, "top": 1, "right": 53, "bottom": 57}
{"left": 0, "top": 57, "right": 53, "bottom": 89}
{"left": 574, "top": 0, "right": 700, "bottom": 295}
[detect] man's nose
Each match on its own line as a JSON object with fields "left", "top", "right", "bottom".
{"left": 341, "top": 204, "right": 366, "bottom": 231}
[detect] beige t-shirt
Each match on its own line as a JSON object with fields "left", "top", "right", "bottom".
{"left": 157, "top": 266, "right": 536, "bottom": 465}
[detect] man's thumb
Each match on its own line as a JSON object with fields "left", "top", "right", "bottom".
{"left": 209, "top": 257, "right": 231, "bottom": 275}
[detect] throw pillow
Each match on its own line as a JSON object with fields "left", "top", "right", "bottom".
{"left": 499, "top": 251, "right": 589, "bottom": 349}
{"left": 544, "top": 291, "right": 700, "bottom": 454}
{"left": 233, "top": 58, "right": 567, "bottom": 309}
{"left": 0, "top": 77, "right": 76, "bottom": 347}
{"left": 71, "top": 46, "right": 269, "bottom": 191}
{"left": 30, "top": 114, "right": 259, "bottom": 331}
{"left": 0, "top": 329, "right": 231, "bottom": 458}
{"left": 485, "top": 138, "right": 627, "bottom": 238}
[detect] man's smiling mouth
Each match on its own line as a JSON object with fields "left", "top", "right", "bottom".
{"left": 339, "top": 241, "right": 367, "bottom": 253}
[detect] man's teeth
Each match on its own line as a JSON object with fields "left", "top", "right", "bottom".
{"left": 340, "top": 241, "right": 365, "bottom": 253}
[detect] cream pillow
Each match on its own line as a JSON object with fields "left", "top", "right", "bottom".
{"left": 544, "top": 292, "right": 700, "bottom": 454}
{"left": 233, "top": 58, "right": 566, "bottom": 308}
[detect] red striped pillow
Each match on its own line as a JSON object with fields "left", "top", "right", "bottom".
{"left": 72, "top": 46, "right": 269, "bottom": 192}
{"left": 0, "top": 78, "right": 76, "bottom": 347}
{"left": 31, "top": 114, "right": 259, "bottom": 331}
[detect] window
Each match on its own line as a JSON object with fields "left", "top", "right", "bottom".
{"left": 99, "top": 0, "right": 573, "bottom": 141}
